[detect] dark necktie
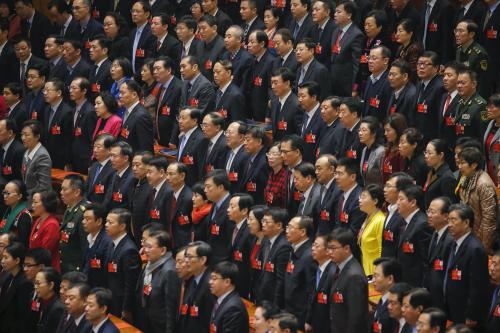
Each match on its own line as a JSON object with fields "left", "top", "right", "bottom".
{"left": 429, "top": 232, "right": 438, "bottom": 257}
{"left": 293, "top": 22, "right": 300, "bottom": 39}
{"left": 0, "top": 147, "right": 4, "bottom": 170}
{"left": 92, "top": 164, "right": 102, "bottom": 186}
{"left": 211, "top": 300, "right": 220, "bottom": 320}
{"left": 457, "top": 7, "right": 465, "bottom": 21}
{"left": 443, "top": 241, "right": 457, "bottom": 294}
{"left": 186, "top": 82, "right": 192, "bottom": 97}
{"left": 215, "top": 89, "right": 223, "bottom": 107}
{"left": 318, "top": 27, "right": 324, "bottom": 40}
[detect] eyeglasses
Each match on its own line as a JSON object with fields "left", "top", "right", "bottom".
{"left": 416, "top": 62, "right": 434, "bottom": 67}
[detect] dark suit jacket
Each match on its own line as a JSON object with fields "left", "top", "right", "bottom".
{"left": 54, "top": 312, "right": 92, "bottom": 333}
{"left": 339, "top": 121, "right": 363, "bottom": 164}
{"left": 481, "top": 3, "right": 500, "bottom": 93}
{"left": 61, "top": 17, "right": 81, "bottom": 41}
{"left": 150, "top": 0, "right": 171, "bottom": 15}
{"left": 242, "top": 148, "right": 270, "bottom": 205}
{"left": 362, "top": 71, "right": 392, "bottom": 123}
{"left": 270, "top": 92, "right": 303, "bottom": 142}
{"left": 71, "top": 100, "right": 97, "bottom": 173}
{"left": 309, "top": 18, "right": 336, "bottom": 66}
{"left": 424, "top": 163, "right": 458, "bottom": 209}
{"left": 230, "top": 220, "right": 253, "bottom": 298}
{"left": 14, "top": 55, "right": 46, "bottom": 90}
{"left": 387, "top": 82, "right": 418, "bottom": 121}
{"left": 38, "top": 297, "right": 65, "bottom": 333}
{"left": 134, "top": 254, "right": 181, "bottom": 333}
{"left": 221, "top": 47, "right": 253, "bottom": 88}
{"left": 297, "top": 183, "right": 322, "bottom": 227}
{"left": 42, "top": 101, "right": 73, "bottom": 169}
{"left": 169, "top": 185, "right": 192, "bottom": 250}
{"left": 86, "top": 160, "right": 114, "bottom": 204}
{"left": 210, "top": 290, "right": 249, "bottom": 333}
{"left": 145, "top": 180, "right": 173, "bottom": 233}
{"left": 48, "top": 58, "right": 68, "bottom": 81}
{"left": 130, "top": 178, "right": 152, "bottom": 242}
{"left": 288, "top": 14, "right": 314, "bottom": 44}
{"left": 213, "top": 81, "right": 246, "bottom": 123}
{"left": 94, "top": 318, "right": 119, "bottom": 333}
{"left": 155, "top": 76, "right": 183, "bottom": 146}
{"left": 79, "top": 18, "right": 105, "bottom": 61}
{"left": 0, "top": 42, "right": 16, "bottom": 90}
{"left": 130, "top": 23, "right": 156, "bottom": 75}
{"left": 105, "top": 235, "right": 141, "bottom": 316}
{"left": 119, "top": 103, "right": 154, "bottom": 152}
{"left": 225, "top": 146, "right": 250, "bottom": 194}
{"left": 413, "top": 75, "right": 446, "bottom": 141}
{"left": 396, "top": 210, "right": 433, "bottom": 287}
{"left": 103, "top": 166, "right": 135, "bottom": 212}
{"left": 306, "top": 261, "right": 336, "bottom": 333}
{"left": 24, "top": 89, "right": 46, "bottom": 122}
{"left": 109, "top": 36, "right": 132, "bottom": 61}
{"left": 438, "top": 92, "right": 460, "bottom": 150}
{"left": 317, "top": 182, "right": 342, "bottom": 235}
{"left": 180, "top": 74, "right": 215, "bottom": 115}
{"left": 242, "top": 18, "right": 265, "bottom": 44}
{"left": 272, "top": 51, "right": 299, "bottom": 73}
{"left": 454, "top": 0, "right": 487, "bottom": 28}
{"left": 295, "top": 59, "right": 332, "bottom": 101}
{"left": 445, "top": 233, "right": 490, "bottom": 324}
{"left": 487, "top": 286, "right": 500, "bottom": 333}
{"left": 177, "top": 126, "right": 205, "bottom": 186}
{"left": 153, "top": 33, "right": 182, "bottom": 74}
{"left": 255, "top": 232, "right": 292, "bottom": 308}
{"left": 20, "top": 11, "right": 56, "bottom": 58}
{"left": 301, "top": 107, "right": 326, "bottom": 163}
{"left": 207, "top": 195, "right": 233, "bottom": 263}
{"left": 421, "top": 0, "right": 456, "bottom": 63}
{"left": 403, "top": 153, "right": 429, "bottom": 188}
{"left": 371, "top": 297, "right": 396, "bottom": 333}
{"left": 82, "top": 228, "right": 113, "bottom": 288}
{"left": 64, "top": 58, "right": 92, "bottom": 86}
{"left": 184, "top": 269, "right": 215, "bottom": 333}
{"left": 0, "top": 271, "right": 34, "bottom": 333}
{"left": 285, "top": 166, "right": 302, "bottom": 218}
{"left": 1, "top": 139, "right": 25, "bottom": 182}
{"left": 199, "top": 133, "right": 229, "bottom": 178}
{"left": 381, "top": 210, "right": 405, "bottom": 258}
{"left": 213, "top": 9, "right": 233, "bottom": 36}
{"left": 335, "top": 185, "right": 366, "bottom": 235}
{"left": 317, "top": 118, "right": 343, "bottom": 158}
{"left": 89, "top": 58, "right": 113, "bottom": 99}
{"left": 329, "top": 257, "right": 369, "bottom": 333}
{"left": 246, "top": 50, "right": 276, "bottom": 121}
{"left": 196, "top": 35, "right": 225, "bottom": 82}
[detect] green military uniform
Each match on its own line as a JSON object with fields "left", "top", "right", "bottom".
{"left": 455, "top": 92, "right": 488, "bottom": 140}
{"left": 59, "top": 198, "right": 88, "bottom": 273}
{"left": 456, "top": 40, "right": 491, "bottom": 98}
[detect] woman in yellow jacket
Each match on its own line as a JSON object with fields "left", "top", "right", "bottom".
{"left": 358, "top": 184, "right": 386, "bottom": 277}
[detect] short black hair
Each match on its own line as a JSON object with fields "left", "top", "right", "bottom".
{"left": 3, "top": 242, "right": 26, "bottom": 266}
{"left": 270, "top": 312, "right": 298, "bottom": 333}
{"left": 62, "top": 271, "right": 88, "bottom": 285}
{"left": 206, "top": 169, "right": 231, "bottom": 191}
{"left": 251, "top": 30, "right": 269, "bottom": 48}
{"left": 63, "top": 174, "right": 85, "bottom": 196}
{"left": 40, "top": 267, "right": 61, "bottom": 295}
{"left": 97, "top": 91, "right": 119, "bottom": 114}
{"left": 373, "top": 257, "right": 402, "bottom": 282}
{"left": 264, "top": 207, "right": 288, "bottom": 229}
{"left": 327, "top": 227, "right": 355, "bottom": 251}
{"left": 212, "top": 261, "right": 238, "bottom": 285}
{"left": 341, "top": 97, "right": 362, "bottom": 117}
{"left": 449, "top": 203, "right": 475, "bottom": 229}
{"left": 178, "top": 15, "right": 198, "bottom": 31}
{"left": 147, "top": 157, "right": 169, "bottom": 171}
{"left": 148, "top": 230, "right": 171, "bottom": 250}
{"left": 298, "top": 81, "right": 321, "bottom": 100}
{"left": 188, "top": 241, "right": 212, "bottom": 266}
{"left": 84, "top": 203, "right": 106, "bottom": 224}
{"left": 108, "top": 208, "right": 131, "bottom": 226}
{"left": 407, "top": 288, "right": 432, "bottom": 310}
{"left": 112, "top": 57, "right": 134, "bottom": 78}
{"left": 420, "top": 51, "right": 440, "bottom": 67}
{"left": 282, "top": 134, "right": 304, "bottom": 155}
{"left": 399, "top": 185, "right": 423, "bottom": 208}
{"left": 422, "top": 307, "right": 447, "bottom": 332}
{"left": 336, "top": 157, "right": 359, "bottom": 176}
{"left": 22, "top": 119, "right": 43, "bottom": 138}
{"left": 89, "top": 287, "right": 113, "bottom": 312}
{"left": 338, "top": 1, "right": 358, "bottom": 21}
{"left": 192, "top": 182, "right": 208, "bottom": 200}
{"left": 111, "top": 141, "right": 133, "bottom": 162}
{"left": 231, "top": 193, "right": 254, "bottom": 213}
{"left": 199, "top": 14, "right": 217, "bottom": 26}
{"left": 458, "top": 147, "right": 483, "bottom": 170}
{"left": 4, "top": 82, "right": 23, "bottom": 99}
{"left": 388, "top": 282, "right": 412, "bottom": 303}
{"left": 294, "top": 215, "right": 314, "bottom": 238}
{"left": 256, "top": 300, "right": 280, "bottom": 320}
{"left": 26, "top": 247, "right": 52, "bottom": 266}
{"left": 272, "top": 67, "right": 295, "bottom": 86}
{"left": 295, "top": 162, "right": 316, "bottom": 179}
{"left": 155, "top": 55, "right": 173, "bottom": 70}
{"left": 124, "top": 80, "right": 143, "bottom": 98}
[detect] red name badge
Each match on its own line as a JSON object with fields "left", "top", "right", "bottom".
{"left": 0, "top": 219, "right": 6, "bottom": 229}
{"left": 315, "top": 43, "right": 322, "bottom": 54}
{"left": 92, "top": 9, "right": 100, "bottom": 19}
{"left": 217, "top": 108, "right": 227, "bottom": 118}
{"left": 107, "top": 262, "right": 117, "bottom": 273}
{"left": 428, "top": 22, "right": 438, "bottom": 32}
{"left": 150, "top": 209, "right": 160, "bottom": 219}
{"left": 390, "top": 105, "right": 396, "bottom": 114}
{"left": 246, "top": 182, "right": 257, "bottom": 192}
{"left": 305, "top": 133, "right": 316, "bottom": 143}
{"left": 61, "top": 231, "right": 69, "bottom": 243}
{"left": 190, "top": 305, "right": 199, "bottom": 317}
{"left": 383, "top": 230, "right": 394, "bottom": 242}
{"left": 340, "top": 211, "right": 348, "bottom": 223}
{"left": 206, "top": 164, "right": 214, "bottom": 173}
{"left": 205, "top": 59, "right": 212, "bottom": 70}
{"left": 286, "top": 261, "right": 294, "bottom": 273}
{"left": 143, "top": 284, "right": 152, "bottom": 296}
{"left": 433, "top": 259, "right": 444, "bottom": 271}
{"left": 254, "top": 76, "right": 262, "bottom": 86}
{"left": 383, "top": 160, "right": 392, "bottom": 174}
{"left": 360, "top": 54, "right": 368, "bottom": 64}
{"left": 268, "top": 40, "right": 275, "bottom": 48}
{"left": 346, "top": 149, "right": 357, "bottom": 159}
{"left": 112, "top": 191, "right": 122, "bottom": 203}
{"left": 373, "top": 321, "right": 381, "bottom": 333}
{"left": 210, "top": 224, "right": 220, "bottom": 235}
{"left": 333, "top": 292, "right": 344, "bottom": 303}
{"left": 84, "top": 40, "right": 91, "bottom": 49}
{"left": 273, "top": 0, "right": 286, "bottom": 9}
{"left": 493, "top": 142, "right": 500, "bottom": 153}
{"left": 233, "top": 250, "right": 243, "bottom": 262}
{"left": 417, "top": 103, "right": 428, "bottom": 114}
{"left": 265, "top": 191, "right": 274, "bottom": 205}
{"left": 402, "top": 242, "right": 414, "bottom": 253}
{"left": 2, "top": 166, "right": 12, "bottom": 175}
{"left": 51, "top": 125, "right": 61, "bottom": 135}
{"left": 136, "top": 48, "right": 145, "bottom": 58}
{"left": 91, "top": 83, "right": 101, "bottom": 93}
{"left": 370, "top": 97, "right": 380, "bottom": 108}
{"left": 317, "top": 292, "right": 328, "bottom": 304}
{"left": 210, "top": 323, "right": 217, "bottom": 333}
{"left": 455, "top": 124, "right": 465, "bottom": 135}
{"left": 90, "top": 258, "right": 101, "bottom": 269}
{"left": 391, "top": 33, "right": 397, "bottom": 42}
{"left": 170, "top": 15, "right": 177, "bottom": 25}
{"left": 94, "top": 184, "right": 104, "bottom": 194}
{"left": 362, "top": 161, "right": 368, "bottom": 173}
{"left": 265, "top": 261, "right": 275, "bottom": 273}
{"left": 31, "top": 111, "right": 37, "bottom": 120}
{"left": 487, "top": 28, "right": 497, "bottom": 39}
{"left": 178, "top": 215, "right": 189, "bottom": 225}
{"left": 161, "top": 106, "right": 170, "bottom": 116}
{"left": 278, "top": 120, "right": 287, "bottom": 131}
{"left": 451, "top": 268, "right": 462, "bottom": 280}
{"left": 228, "top": 172, "right": 238, "bottom": 182}
{"left": 252, "top": 258, "right": 262, "bottom": 270}
{"left": 320, "top": 210, "right": 329, "bottom": 221}
{"left": 293, "top": 190, "right": 301, "bottom": 201}
{"left": 189, "top": 98, "right": 199, "bottom": 107}
{"left": 120, "top": 127, "right": 129, "bottom": 139}
{"left": 74, "top": 127, "right": 82, "bottom": 136}
{"left": 493, "top": 305, "right": 500, "bottom": 317}
{"left": 331, "top": 44, "right": 340, "bottom": 54}
{"left": 31, "top": 299, "right": 40, "bottom": 312}
{"left": 445, "top": 116, "right": 454, "bottom": 126}
{"left": 181, "top": 304, "right": 188, "bottom": 315}
{"left": 182, "top": 155, "right": 194, "bottom": 165}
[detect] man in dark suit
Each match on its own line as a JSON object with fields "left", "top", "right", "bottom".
{"left": 82, "top": 203, "right": 113, "bottom": 288}
{"left": 104, "top": 208, "right": 141, "bottom": 321}
{"left": 72, "top": 0, "right": 104, "bottom": 61}
{"left": 424, "top": 197, "right": 454, "bottom": 311}
{"left": 254, "top": 208, "right": 292, "bottom": 308}
{"left": 283, "top": 216, "right": 316, "bottom": 329}
{"left": 89, "top": 36, "right": 113, "bottom": 99}
{"left": 421, "top": 0, "right": 456, "bottom": 64}
{"left": 204, "top": 170, "right": 233, "bottom": 264}
{"left": 242, "top": 126, "right": 270, "bottom": 205}
{"left": 298, "top": 81, "right": 325, "bottom": 163}
{"left": 86, "top": 134, "right": 115, "bottom": 205}
{"left": 165, "top": 162, "right": 193, "bottom": 250}
{"left": 227, "top": 193, "right": 254, "bottom": 298}
{"left": 200, "top": 113, "right": 229, "bottom": 178}
{"left": 48, "top": 0, "right": 81, "bottom": 41}
{"left": 202, "top": 0, "right": 232, "bottom": 36}
{"left": 0, "top": 20, "right": 16, "bottom": 90}
{"left": 315, "top": 155, "right": 341, "bottom": 235}
{"left": 129, "top": 1, "right": 156, "bottom": 77}
{"left": 396, "top": 185, "right": 433, "bottom": 287}
{"left": 281, "top": 135, "right": 304, "bottom": 217}
{"left": 183, "top": 241, "right": 215, "bottom": 333}
{"left": 149, "top": 0, "right": 171, "bottom": 16}
{"left": 221, "top": 26, "right": 254, "bottom": 88}
{"left": 44, "top": 36, "right": 68, "bottom": 81}
{"left": 294, "top": 163, "right": 322, "bottom": 224}
{"left": 0, "top": 118, "right": 26, "bottom": 183}
{"left": 288, "top": 0, "right": 313, "bottom": 44}
{"left": 69, "top": 77, "right": 97, "bottom": 173}
{"left": 176, "top": 16, "right": 202, "bottom": 59}
{"left": 295, "top": 38, "right": 332, "bottom": 101}
{"left": 439, "top": 62, "right": 462, "bottom": 149}
{"left": 213, "top": 60, "right": 247, "bottom": 122}
{"left": 246, "top": 30, "right": 276, "bottom": 121}
{"left": 444, "top": 203, "right": 490, "bottom": 328}
{"left": 487, "top": 250, "right": 500, "bottom": 333}
{"left": 414, "top": 51, "right": 446, "bottom": 141}
{"left": 130, "top": 151, "right": 153, "bottom": 245}
{"left": 62, "top": 40, "right": 92, "bottom": 87}
{"left": 401, "top": 288, "right": 432, "bottom": 332}
{"left": 327, "top": 227, "right": 369, "bottom": 333}
{"left": 103, "top": 142, "right": 135, "bottom": 212}
{"left": 272, "top": 29, "right": 299, "bottom": 73}
{"left": 371, "top": 258, "right": 401, "bottom": 333}
{"left": 24, "top": 64, "right": 48, "bottom": 122}
{"left": 58, "top": 283, "right": 92, "bottom": 333}
{"left": 209, "top": 261, "right": 250, "bottom": 333}
{"left": 13, "top": 36, "right": 46, "bottom": 92}
{"left": 330, "top": 1, "right": 363, "bottom": 97}
{"left": 196, "top": 15, "right": 225, "bottom": 82}
{"left": 2, "top": 83, "right": 28, "bottom": 133}
{"left": 180, "top": 55, "right": 215, "bottom": 114}
{"left": 386, "top": 59, "right": 418, "bottom": 120}
{"left": 224, "top": 121, "right": 250, "bottom": 193}
{"left": 455, "top": 0, "right": 487, "bottom": 28}
{"left": 482, "top": 0, "right": 500, "bottom": 93}
{"left": 85, "top": 288, "right": 120, "bottom": 333}
{"left": 15, "top": 0, "right": 56, "bottom": 58}
{"left": 269, "top": 67, "right": 303, "bottom": 141}
{"left": 118, "top": 80, "right": 154, "bottom": 152}
{"left": 317, "top": 97, "right": 343, "bottom": 157}
{"left": 240, "top": 0, "right": 265, "bottom": 44}
{"left": 338, "top": 97, "right": 363, "bottom": 163}
{"left": 42, "top": 79, "right": 73, "bottom": 169}
{"left": 309, "top": 0, "right": 335, "bottom": 66}
{"left": 151, "top": 13, "right": 182, "bottom": 74}
{"left": 176, "top": 108, "right": 205, "bottom": 186}
{"left": 134, "top": 230, "right": 181, "bottom": 333}
{"left": 334, "top": 157, "right": 366, "bottom": 235}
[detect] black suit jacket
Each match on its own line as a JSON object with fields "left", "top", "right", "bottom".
{"left": 196, "top": 35, "right": 225, "bottom": 82}
{"left": 242, "top": 18, "right": 265, "bottom": 44}
{"left": 381, "top": 210, "right": 405, "bottom": 258}
{"left": 387, "top": 82, "right": 418, "bottom": 121}
{"left": 255, "top": 232, "right": 292, "bottom": 308}
{"left": 242, "top": 149, "right": 270, "bottom": 205}
{"left": 301, "top": 107, "right": 326, "bottom": 163}
{"left": 210, "top": 290, "right": 249, "bottom": 333}
{"left": 317, "top": 118, "right": 344, "bottom": 157}
{"left": 225, "top": 146, "right": 250, "bottom": 194}
{"left": 130, "top": 24, "right": 156, "bottom": 75}
{"left": 0, "top": 271, "right": 34, "bottom": 333}
{"left": 62, "top": 17, "right": 81, "bottom": 41}
{"left": 445, "top": 233, "right": 490, "bottom": 324}
{"left": 413, "top": 75, "right": 446, "bottom": 141}
{"left": 454, "top": 0, "right": 487, "bottom": 27}
{"left": 79, "top": 18, "right": 105, "bottom": 61}
{"left": 339, "top": 121, "right": 363, "bottom": 164}
{"left": 86, "top": 160, "right": 114, "bottom": 204}
{"left": 221, "top": 47, "right": 253, "bottom": 88}
{"left": 103, "top": 167, "right": 135, "bottom": 212}
{"left": 42, "top": 101, "right": 73, "bottom": 169}
{"left": 487, "top": 286, "right": 500, "bottom": 333}
{"left": 230, "top": 220, "right": 253, "bottom": 298}
{"left": 481, "top": 3, "right": 500, "bottom": 93}
{"left": 71, "top": 100, "right": 97, "bottom": 173}
{"left": 170, "top": 185, "right": 193, "bottom": 250}
{"left": 270, "top": 92, "right": 303, "bottom": 142}
{"left": 335, "top": 185, "right": 366, "bottom": 235}
{"left": 371, "top": 297, "right": 396, "bottom": 333}
{"left": 421, "top": 0, "right": 456, "bottom": 63}
{"left": 213, "top": 9, "right": 233, "bottom": 36}
{"left": 213, "top": 81, "right": 247, "bottom": 123}
{"left": 272, "top": 52, "right": 299, "bottom": 73}
{"left": 246, "top": 50, "right": 276, "bottom": 121}
{"left": 65, "top": 58, "right": 92, "bottom": 86}
{"left": 0, "top": 42, "right": 16, "bottom": 90}
{"left": 362, "top": 71, "right": 392, "bottom": 123}
{"left": 130, "top": 178, "right": 152, "bottom": 242}
{"left": 438, "top": 92, "right": 460, "bottom": 150}
{"left": 329, "top": 257, "right": 369, "bottom": 333}
{"left": 177, "top": 126, "right": 205, "bottom": 186}
{"left": 48, "top": 58, "right": 68, "bottom": 81}
{"left": 94, "top": 318, "right": 119, "bottom": 333}
{"left": 20, "top": 11, "right": 56, "bottom": 58}
{"left": 403, "top": 153, "right": 429, "bottom": 188}
{"left": 14, "top": 55, "right": 46, "bottom": 91}
{"left": 1, "top": 139, "right": 25, "bottom": 182}
{"left": 24, "top": 89, "right": 47, "bottom": 122}
{"left": 155, "top": 76, "right": 183, "bottom": 146}
{"left": 207, "top": 195, "right": 233, "bottom": 263}
{"left": 119, "top": 103, "right": 154, "bottom": 152}
{"left": 109, "top": 36, "right": 132, "bottom": 61}
{"left": 424, "top": 163, "right": 458, "bottom": 209}
{"left": 199, "top": 133, "right": 229, "bottom": 178}
{"left": 306, "top": 261, "right": 336, "bottom": 333}
{"left": 317, "top": 182, "right": 342, "bottom": 235}
{"left": 150, "top": 0, "right": 171, "bottom": 15}
{"left": 397, "top": 210, "right": 433, "bottom": 287}
{"left": 146, "top": 181, "right": 174, "bottom": 234}
{"left": 288, "top": 14, "right": 314, "bottom": 45}
{"left": 184, "top": 269, "right": 215, "bottom": 333}
{"left": 38, "top": 297, "right": 65, "bottom": 333}
{"left": 105, "top": 235, "right": 141, "bottom": 316}
{"left": 295, "top": 59, "right": 332, "bottom": 101}
{"left": 309, "top": 18, "right": 336, "bottom": 66}
{"left": 180, "top": 74, "right": 215, "bottom": 115}
{"left": 82, "top": 228, "right": 113, "bottom": 288}
{"left": 89, "top": 58, "right": 113, "bottom": 99}
{"left": 153, "top": 33, "right": 182, "bottom": 74}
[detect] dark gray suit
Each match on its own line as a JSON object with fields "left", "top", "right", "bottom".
{"left": 180, "top": 73, "right": 215, "bottom": 115}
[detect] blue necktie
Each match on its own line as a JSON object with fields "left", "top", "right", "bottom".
{"left": 92, "top": 164, "right": 102, "bottom": 186}
{"left": 315, "top": 267, "right": 321, "bottom": 289}
{"left": 443, "top": 242, "right": 457, "bottom": 294}
{"left": 178, "top": 135, "right": 187, "bottom": 160}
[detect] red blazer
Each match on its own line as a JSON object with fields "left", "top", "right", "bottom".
{"left": 29, "top": 215, "right": 60, "bottom": 272}
{"left": 92, "top": 114, "right": 122, "bottom": 141}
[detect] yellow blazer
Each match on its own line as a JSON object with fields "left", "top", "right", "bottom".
{"left": 358, "top": 210, "right": 386, "bottom": 276}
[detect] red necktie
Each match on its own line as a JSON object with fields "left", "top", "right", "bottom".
{"left": 157, "top": 40, "right": 161, "bottom": 51}
{"left": 334, "top": 30, "right": 343, "bottom": 50}
{"left": 443, "top": 93, "right": 452, "bottom": 116}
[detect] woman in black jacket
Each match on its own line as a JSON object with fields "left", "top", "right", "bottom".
{"left": 34, "top": 267, "right": 64, "bottom": 333}
{"left": 103, "top": 12, "right": 131, "bottom": 61}
{"left": 399, "top": 127, "right": 429, "bottom": 187}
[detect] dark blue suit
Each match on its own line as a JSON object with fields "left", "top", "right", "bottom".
{"left": 270, "top": 93, "right": 303, "bottom": 142}
{"left": 221, "top": 48, "right": 253, "bottom": 88}
{"left": 317, "top": 118, "right": 344, "bottom": 157}
{"left": 242, "top": 149, "right": 270, "bottom": 205}
{"left": 301, "top": 107, "right": 326, "bottom": 163}
{"left": 209, "top": 290, "right": 249, "bottom": 333}
{"left": 170, "top": 185, "right": 193, "bottom": 250}
{"left": 230, "top": 220, "right": 253, "bottom": 298}
{"left": 82, "top": 228, "right": 113, "bottom": 288}
{"left": 362, "top": 70, "right": 392, "bottom": 123}
{"left": 317, "top": 182, "right": 341, "bottom": 235}
{"left": 213, "top": 82, "right": 247, "bottom": 123}
{"left": 207, "top": 195, "right": 233, "bottom": 264}
{"left": 86, "top": 160, "right": 114, "bottom": 204}
{"left": 334, "top": 185, "right": 366, "bottom": 235}
{"left": 129, "top": 24, "right": 156, "bottom": 76}
{"left": 94, "top": 318, "right": 120, "bottom": 333}
{"left": 79, "top": 18, "right": 105, "bottom": 61}
{"left": 225, "top": 146, "right": 250, "bottom": 194}
{"left": 103, "top": 167, "right": 135, "bottom": 212}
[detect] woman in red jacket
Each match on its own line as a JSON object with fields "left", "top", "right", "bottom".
{"left": 29, "top": 191, "right": 60, "bottom": 272}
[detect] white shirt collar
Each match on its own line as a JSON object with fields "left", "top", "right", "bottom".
{"left": 117, "top": 166, "right": 129, "bottom": 178}
{"left": 8, "top": 100, "right": 21, "bottom": 113}
{"left": 394, "top": 85, "right": 405, "bottom": 99}
{"left": 449, "top": 90, "right": 458, "bottom": 100}
{"left": 337, "top": 254, "right": 353, "bottom": 272}
{"left": 219, "top": 80, "right": 232, "bottom": 94}
{"left": 404, "top": 208, "right": 420, "bottom": 225}
{"left": 155, "top": 179, "right": 167, "bottom": 196}
{"left": 281, "top": 48, "right": 293, "bottom": 63}
{"left": 26, "top": 142, "right": 42, "bottom": 160}
{"left": 126, "top": 101, "right": 140, "bottom": 115}
{"left": 301, "top": 57, "right": 314, "bottom": 72}
{"left": 426, "top": 0, "right": 437, "bottom": 8}
{"left": 210, "top": 130, "right": 223, "bottom": 146}
{"left": 341, "top": 22, "right": 353, "bottom": 34}
{"left": 370, "top": 70, "right": 385, "bottom": 83}
{"left": 216, "top": 288, "right": 234, "bottom": 305}
{"left": 305, "top": 103, "right": 320, "bottom": 118}
{"left": 51, "top": 99, "right": 63, "bottom": 112}
{"left": 159, "top": 32, "right": 168, "bottom": 45}
{"left": 268, "top": 233, "right": 280, "bottom": 249}
{"left": 231, "top": 144, "right": 243, "bottom": 155}
{"left": 343, "top": 184, "right": 357, "bottom": 202}
{"left": 0, "top": 41, "right": 6, "bottom": 55}
{"left": 184, "top": 35, "right": 195, "bottom": 52}
{"left": 92, "top": 317, "right": 109, "bottom": 333}
{"left": 462, "top": 0, "right": 474, "bottom": 13}
{"left": 296, "top": 13, "right": 308, "bottom": 26}
{"left": 235, "top": 218, "right": 246, "bottom": 231}
{"left": 189, "top": 73, "right": 201, "bottom": 86}
{"left": 87, "top": 230, "right": 100, "bottom": 248}
{"left": 278, "top": 90, "right": 292, "bottom": 105}
{"left": 181, "top": 125, "right": 198, "bottom": 141}
{"left": 319, "top": 18, "right": 330, "bottom": 30}
{"left": 455, "top": 231, "right": 471, "bottom": 251}
{"left": 113, "top": 232, "right": 127, "bottom": 248}
{"left": 348, "top": 119, "right": 360, "bottom": 132}
{"left": 99, "top": 157, "right": 110, "bottom": 167}
{"left": 398, "top": 318, "right": 407, "bottom": 332}
{"left": 318, "top": 259, "right": 331, "bottom": 275}
{"left": 302, "top": 183, "right": 314, "bottom": 201}
{"left": 293, "top": 238, "right": 309, "bottom": 252}
{"left": 2, "top": 138, "right": 14, "bottom": 151}
{"left": 246, "top": 16, "right": 257, "bottom": 26}
{"left": 64, "top": 14, "right": 73, "bottom": 28}
{"left": 324, "top": 178, "right": 335, "bottom": 189}
{"left": 96, "top": 57, "right": 108, "bottom": 68}
{"left": 74, "top": 313, "right": 85, "bottom": 326}
{"left": 436, "top": 225, "right": 448, "bottom": 241}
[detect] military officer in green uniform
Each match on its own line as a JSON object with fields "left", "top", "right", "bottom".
{"left": 455, "top": 69, "right": 488, "bottom": 140}
{"left": 59, "top": 174, "right": 89, "bottom": 273}
{"left": 455, "top": 20, "right": 490, "bottom": 98}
